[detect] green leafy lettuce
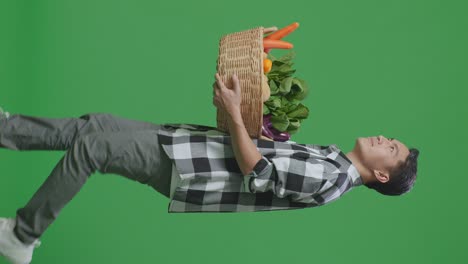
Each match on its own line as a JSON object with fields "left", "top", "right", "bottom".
{"left": 263, "top": 51, "right": 310, "bottom": 135}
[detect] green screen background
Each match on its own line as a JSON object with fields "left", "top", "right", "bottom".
{"left": 1, "top": 0, "right": 466, "bottom": 263}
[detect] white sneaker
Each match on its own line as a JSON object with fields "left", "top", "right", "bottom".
{"left": 0, "top": 218, "right": 41, "bottom": 264}
{"left": 0, "top": 106, "right": 10, "bottom": 119}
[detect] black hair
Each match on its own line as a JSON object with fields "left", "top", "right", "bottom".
{"left": 364, "top": 148, "right": 420, "bottom": 196}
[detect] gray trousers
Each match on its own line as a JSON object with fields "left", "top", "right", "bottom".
{"left": 0, "top": 112, "right": 173, "bottom": 244}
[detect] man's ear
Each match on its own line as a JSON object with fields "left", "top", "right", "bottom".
{"left": 373, "top": 169, "right": 390, "bottom": 183}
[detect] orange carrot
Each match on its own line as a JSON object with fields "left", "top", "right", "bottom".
{"left": 263, "top": 39, "right": 293, "bottom": 49}
{"left": 264, "top": 22, "right": 299, "bottom": 40}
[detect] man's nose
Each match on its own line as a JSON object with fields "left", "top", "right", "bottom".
{"left": 377, "top": 135, "right": 388, "bottom": 145}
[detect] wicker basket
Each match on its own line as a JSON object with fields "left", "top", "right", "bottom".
{"left": 216, "top": 26, "right": 265, "bottom": 139}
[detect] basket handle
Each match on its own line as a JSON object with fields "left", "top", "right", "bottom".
{"left": 263, "top": 26, "right": 278, "bottom": 34}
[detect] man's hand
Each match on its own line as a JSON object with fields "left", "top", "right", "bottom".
{"left": 213, "top": 72, "right": 241, "bottom": 116}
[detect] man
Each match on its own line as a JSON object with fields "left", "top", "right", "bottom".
{"left": 0, "top": 74, "right": 419, "bottom": 264}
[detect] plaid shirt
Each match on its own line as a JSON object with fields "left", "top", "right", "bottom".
{"left": 157, "top": 123, "right": 363, "bottom": 213}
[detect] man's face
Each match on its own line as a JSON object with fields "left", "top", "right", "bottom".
{"left": 353, "top": 135, "right": 411, "bottom": 178}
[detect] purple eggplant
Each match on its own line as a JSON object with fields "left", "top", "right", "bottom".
{"left": 262, "top": 114, "right": 291, "bottom": 142}
{"left": 263, "top": 114, "right": 272, "bottom": 125}
{"left": 262, "top": 124, "right": 274, "bottom": 139}
{"left": 262, "top": 114, "right": 274, "bottom": 139}
{"left": 269, "top": 126, "right": 291, "bottom": 141}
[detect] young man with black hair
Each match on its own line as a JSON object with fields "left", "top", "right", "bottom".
{"left": 0, "top": 74, "right": 419, "bottom": 263}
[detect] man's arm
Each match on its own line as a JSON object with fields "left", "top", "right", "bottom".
{"left": 226, "top": 109, "right": 263, "bottom": 176}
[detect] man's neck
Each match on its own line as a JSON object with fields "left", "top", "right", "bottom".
{"left": 345, "top": 151, "right": 372, "bottom": 185}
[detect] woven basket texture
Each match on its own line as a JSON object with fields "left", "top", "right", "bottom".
{"left": 216, "top": 26, "right": 265, "bottom": 138}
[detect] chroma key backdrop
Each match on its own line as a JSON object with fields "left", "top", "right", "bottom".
{"left": 1, "top": 0, "right": 466, "bottom": 263}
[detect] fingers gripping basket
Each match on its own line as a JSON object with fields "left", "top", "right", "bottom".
{"left": 216, "top": 26, "right": 265, "bottom": 139}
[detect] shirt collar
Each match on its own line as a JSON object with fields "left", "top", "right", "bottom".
{"left": 333, "top": 145, "right": 364, "bottom": 187}
{"left": 347, "top": 163, "right": 364, "bottom": 187}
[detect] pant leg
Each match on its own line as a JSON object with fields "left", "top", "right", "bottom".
{"left": 13, "top": 129, "right": 173, "bottom": 244}
{"left": 0, "top": 112, "right": 158, "bottom": 151}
